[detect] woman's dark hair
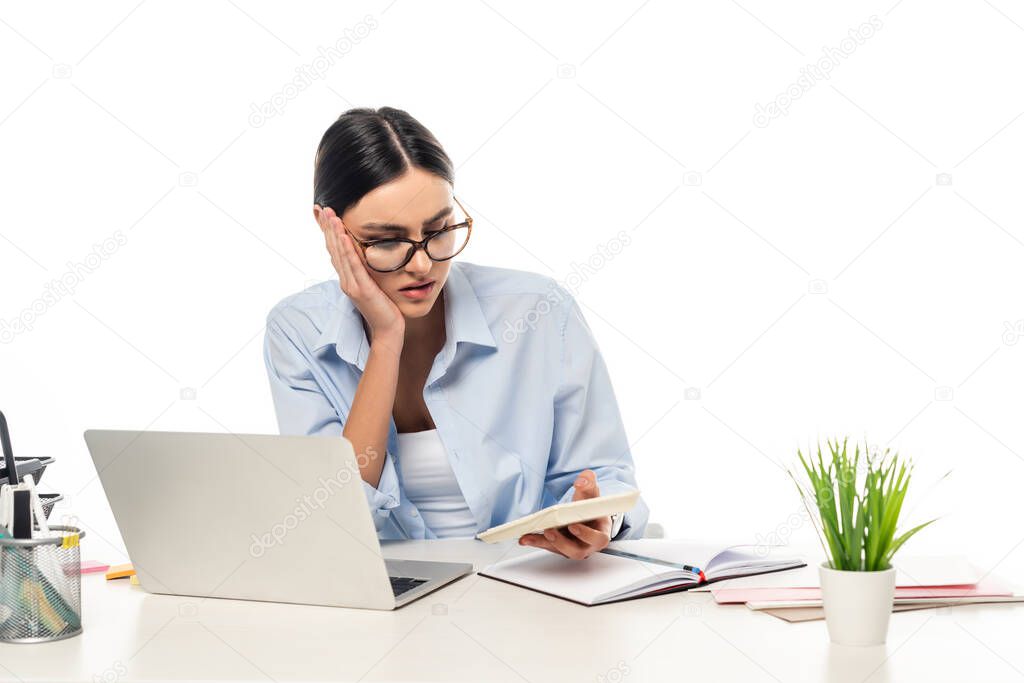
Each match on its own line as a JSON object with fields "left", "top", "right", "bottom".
{"left": 313, "top": 107, "right": 454, "bottom": 216}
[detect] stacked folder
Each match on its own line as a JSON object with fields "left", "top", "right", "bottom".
{"left": 707, "top": 556, "right": 1024, "bottom": 622}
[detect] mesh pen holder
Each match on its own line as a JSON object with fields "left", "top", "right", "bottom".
{"left": 39, "top": 492, "right": 63, "bottom": 520}
{"left": 0, "top": 525, "right": 85, "bottom": 643}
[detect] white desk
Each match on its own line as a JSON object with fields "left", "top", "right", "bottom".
{"left": 1, "top": 539, "right": 1022, "bottom": 682}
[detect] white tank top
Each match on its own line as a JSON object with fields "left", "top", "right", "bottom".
{"left": 397, "top": 429, "right": 478, "bottom": 538}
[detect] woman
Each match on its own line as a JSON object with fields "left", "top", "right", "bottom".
{"left": 263, "top": 107, "right": 648, "bottom": 559}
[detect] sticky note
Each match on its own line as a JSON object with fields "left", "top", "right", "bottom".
{"left": 105, "top": 563, "right": 135, "bottom": 580}
{"left": 129, "top": 575, "right": 140, "bottom": 586}
{"left": 80, "top": 560, "right": 110, "bottom": 574}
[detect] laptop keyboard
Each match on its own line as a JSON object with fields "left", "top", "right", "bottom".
{"left": 390, "top": 576, "right": 428, "bottom": 597}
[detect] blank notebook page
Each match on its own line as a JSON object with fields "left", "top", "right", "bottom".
{"left": 482, "top": 549, "right": 672, "bottom": 604}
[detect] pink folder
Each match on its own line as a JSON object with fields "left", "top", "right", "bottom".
{"left": 713, "top": 576, "right": 1013, "bottom": 604}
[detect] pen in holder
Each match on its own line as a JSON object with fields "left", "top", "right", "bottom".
{"left": 0, "top": 410, "right": 83, "bottom": 643}
{"left": 0, "top": 525, "right": 86, "bottom": 643}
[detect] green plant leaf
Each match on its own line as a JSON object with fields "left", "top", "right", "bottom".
{"left": 884, "top": 519, "right": 937, "bottom": 567}
{"left": 791, "top": 437, "right": 939, "bottom": 572}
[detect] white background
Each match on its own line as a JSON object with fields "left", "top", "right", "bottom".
{"left": 1, "top": 1, "right": 1022, "bottom": 581}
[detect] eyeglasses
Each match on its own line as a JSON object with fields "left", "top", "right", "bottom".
{"left": 345, "top": 196, "right": 473, "bottom": 273}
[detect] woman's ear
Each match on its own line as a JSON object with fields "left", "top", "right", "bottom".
{"left": 313, "top": 204, "right": 324, "bottom": 232}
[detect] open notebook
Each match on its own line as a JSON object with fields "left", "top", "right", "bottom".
{"left": 478, "top": 540, "right": 805, "bottom": 606}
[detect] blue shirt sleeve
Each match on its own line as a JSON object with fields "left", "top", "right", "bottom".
{"left": 263, "top": 315, "right": 402, "bottom": 531}
{"left": 546, "top": 292, "right": 650, "bottom": 540}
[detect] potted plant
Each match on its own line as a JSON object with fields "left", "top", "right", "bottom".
{"left": 791, "top": 438, "right": 934, "bottom": 646}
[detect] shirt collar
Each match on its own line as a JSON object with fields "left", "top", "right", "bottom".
{"left": 313, "top": 262, "right": 496, "bottom": 372}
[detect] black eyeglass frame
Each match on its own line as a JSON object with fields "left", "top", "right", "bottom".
{"left": 343, "top": 196, "right": 473, "bottom": 273}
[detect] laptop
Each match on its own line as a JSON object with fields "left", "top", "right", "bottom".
{"left": 83, "top": 429, "right": 472, "bottom": 610}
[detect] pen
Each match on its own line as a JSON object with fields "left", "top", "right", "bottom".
{"left": 599, "top": 548, "right": 703, "bottom": 576}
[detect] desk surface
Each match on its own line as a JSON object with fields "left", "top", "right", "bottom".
{"left": 1, "top": 539, "right": 1022, "bottom": 682}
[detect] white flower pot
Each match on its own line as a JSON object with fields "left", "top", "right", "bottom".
{"left": 818, "top": 563, "right": 896, "bottom": 646}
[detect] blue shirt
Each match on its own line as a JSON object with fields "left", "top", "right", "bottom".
{"left": 263, "top": 261, "right": 649, "bottom": 540}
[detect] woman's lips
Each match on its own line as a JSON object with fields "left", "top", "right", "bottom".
{"left": 398, "top": 281, "right": 435, "bottom": 300}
